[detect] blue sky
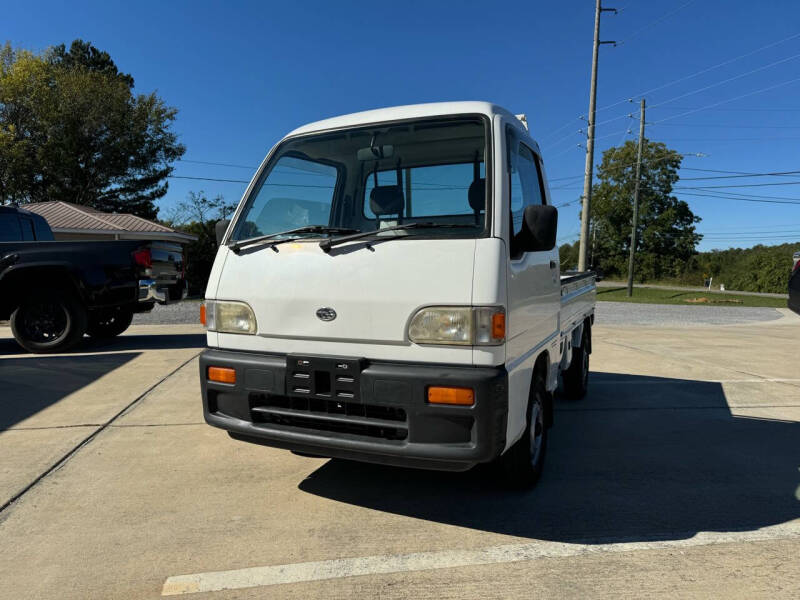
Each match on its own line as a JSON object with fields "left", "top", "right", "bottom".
{"left": 6, "top": 0, "right": 800, "bottom": 251}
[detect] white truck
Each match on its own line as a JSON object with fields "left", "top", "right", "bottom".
{"left": 200, "top": 102, "right": 596, "bottom": 487}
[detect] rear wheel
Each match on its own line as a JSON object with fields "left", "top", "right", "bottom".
{"left": 87, "top": 307, "right": 134, "bottom": 339}
{"left": 562, "top": 328, "right": 590, "bottom": 400}
{"left": 493, "top": 369, "right": 549, "bottom": 489}
{"left": 10, "top": 289, "right": 87, "bottom": 353}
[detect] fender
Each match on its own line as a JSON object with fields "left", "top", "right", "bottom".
{"left": 0, "top": 261, "right": 89, "bottom": 302}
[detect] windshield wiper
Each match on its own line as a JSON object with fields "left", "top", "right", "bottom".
{"left": 230, "top": 226, "right": 361, "bottom": 254}
{"left": 319, "top": 222, "right": 477, "bottom": 253}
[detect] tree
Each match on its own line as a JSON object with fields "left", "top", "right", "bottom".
{"left": 688, "top": 243, "right": 796, "bottom": 294}
{"left": 164, "top": 191, "right": 237, "bottom": 295}
{"left": 0, "top": 40, "right": 185, "bottom": 219}
{"left": 588, "top": 140, "right": 702, "bottom": 281}
{"left": 559, "top": 240, "right": 580, "bottom": 271}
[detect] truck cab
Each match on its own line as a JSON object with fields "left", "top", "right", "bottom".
{"left": 201, "top": 102, "right": 595, "bottom": 486}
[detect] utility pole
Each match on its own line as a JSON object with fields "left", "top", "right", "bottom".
{"left": 626, "top": 98, "right": 646, "bottom": 297}
{"left": 578, "top": 0, "right": 616, "bottom": 272}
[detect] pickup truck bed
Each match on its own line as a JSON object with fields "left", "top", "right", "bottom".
{"left": 0, "top": 205, "right": 186, "bottom": 353}
{"left": 561, "top": 271, "right": 596, "bottom": 333}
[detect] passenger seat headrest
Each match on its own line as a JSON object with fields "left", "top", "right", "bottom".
{"left": 370, "top": 185, "right": 405, "bottom": 216}
{"left": 468, "top": 178, "right": 485, "bottom": 212}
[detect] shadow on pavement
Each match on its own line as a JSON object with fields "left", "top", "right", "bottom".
{"left": 0, "top": 352, "right": 140, "bottom": 430}
{"left": 0, "top": 333, "right": 205, "bottom": 356}
{"left": 299, "top": 372, "right": 800, "bottom": 543}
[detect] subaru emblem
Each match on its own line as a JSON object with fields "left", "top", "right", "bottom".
{"left": 316, "top": 307, "right": 337, "bottom": 321}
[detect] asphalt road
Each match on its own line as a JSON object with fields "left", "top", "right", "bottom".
{"left": 598, "top": 280, "right": 789, "bottom": 299}
{"left": 596, "top": 301, "right": 785, "bottom": 326}
{"left": 1, "top": 313, "right": 799, "bottom": 598}
{"left": 135, "top": 298, "right": 788, "bottom": 327}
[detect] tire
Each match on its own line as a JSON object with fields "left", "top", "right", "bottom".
{"left": 10, "top": 289, "right": 88, "bottom": 354}
{"left": 562, "top": 327, "right": 590, "bottom": 400}
{"left": 86, "top": 307, "right": 134, "bottom": 339}
{"left": 493, "top": 369, "right": 549, "bottom": 489}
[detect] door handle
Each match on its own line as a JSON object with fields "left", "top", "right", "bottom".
{"left": 549, "top": 260, "right": 557, "bottom": 270}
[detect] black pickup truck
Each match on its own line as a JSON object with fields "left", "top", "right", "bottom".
{"left": 0, "top": 205, "right": 186, "bottom": 353}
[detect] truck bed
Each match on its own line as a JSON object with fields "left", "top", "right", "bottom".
{"left": 560, "top": 271, "right": 596, "bottom": 334}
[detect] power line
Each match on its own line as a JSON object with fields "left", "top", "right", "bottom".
{"left": 540, "top": 118, "right": 582, "bottom": 142}
{"left": 695, "top": 222, "right": 800, "bottom": 231}
{"left": 674, "top": 191, "right": 800, "bottom": 205}
{"left": 619, "top": 0, "right": 697, "bottom": 45}
{"left": 543, "top": 31, "right": 800, "bottom": 148}
{"left": 703, "top": 237, "right": 800, "bottom": 241}
{"left": 549, "top": 150, "right": 703, "bottom": 183}
{"left": 682, "top": 188, "right": 800, "bottom": 200}
{"left": 548, "top": 174, "right": 586, "bottom": 182}
{"left": 594, "top": 31, "right": 800, "bottom": 113}
{"left": 651, "top": 123, "right": 800, "bottom": 129}
{"left": 645, "top": 136, "right": 800, "bottom": 142}
{"left": 654, "top": 106, "right": 800, "bottom": 112}
{"left": 170, "top": 175, "right": 250, "bottom": 184}
{"left": 679, "top": 169, "right": 800, "bottom": 181}
{"left": 543, "top": 128, "right": 584, "bottom": 149}
{"left": 648, "top": 51, "right": 800, "bottom": 111}
{"left": 650, "top": 75, "right": 800, "bottom": 124}
{"left": 179, "top": 159, "right": 257, "bottom": 169}
{"left": 701, "top": 232, "right": 800, "bottom": 237}
{"left": 676, "top": 181, "right": 800, "bottom": 190}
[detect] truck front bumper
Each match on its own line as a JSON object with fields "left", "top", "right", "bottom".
{"left": 200, "top": 349, "right": 508, "bottom": 471}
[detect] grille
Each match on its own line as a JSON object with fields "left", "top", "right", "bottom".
{"left": 250, "top": 394, "right": 408, "bottom": 441}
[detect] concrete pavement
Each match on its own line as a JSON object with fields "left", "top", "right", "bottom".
{"left": 0, "top": 325, "right": 206, "bottom": 508}
{"left": 0, "top": 314, "right": 798, "bottom": 598}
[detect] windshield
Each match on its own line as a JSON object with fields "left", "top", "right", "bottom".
{"left": 229, "top": 116, "right": 489, "bottom": 242}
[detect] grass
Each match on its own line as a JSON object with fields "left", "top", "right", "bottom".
{"left": 596, "top": 286, "right": 788, "bottom": 308}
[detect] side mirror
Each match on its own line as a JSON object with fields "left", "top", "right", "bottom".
{"left": 215, "top": 219, "right": 231, "bottom": 246}
{"left": 515, "top": 205, "right": 558, "bottom": 253}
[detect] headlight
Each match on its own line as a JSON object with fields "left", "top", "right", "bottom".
{"left": 204, "top": 300, "right": 257, "bottom": 334}
{"left": 408, "top": 306, "right": 505, "bottom": 346}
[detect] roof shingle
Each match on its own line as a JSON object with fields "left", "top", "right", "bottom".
{"left": 23, "top": 202, "right": 177, "bottom": 234}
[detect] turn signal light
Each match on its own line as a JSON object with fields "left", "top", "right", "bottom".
{"left": 200, "top": 303, "right": 206, "bottom": 325}
{"left": 491, "top": 312, "right": 505, "bottom": 339}
{"left": 208, "top": 366, "right": 236, "bottom": 384}
{"left": 427, "top": 386, "right": 474, "bottom": 406}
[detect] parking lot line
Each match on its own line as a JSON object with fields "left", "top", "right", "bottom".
{"left": 161, "top": 522, "right": 800, "bottom": 596}
{"left": 592, "top": 378, "right": 800, "bottom": 385}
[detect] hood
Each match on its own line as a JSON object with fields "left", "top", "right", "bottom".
{"left": 213, "top": 238, "right": 477, "bottom": 346}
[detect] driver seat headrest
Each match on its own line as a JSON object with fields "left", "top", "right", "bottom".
{"left": 468, "top": 178, "right": 485, "bottom": 212}
{"left": 370, "top": 185, "right": 405, "bottom": 216}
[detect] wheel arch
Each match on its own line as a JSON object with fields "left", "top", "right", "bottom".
{"left": 532, "top": 351, "right": 554, "bottom": 428}
{"left": 0, "top": 265, "right": 85, "bottom": 319}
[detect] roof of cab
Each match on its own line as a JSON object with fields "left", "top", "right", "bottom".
{"left": 286, "top": 101, "right": 522, "bottom": 137}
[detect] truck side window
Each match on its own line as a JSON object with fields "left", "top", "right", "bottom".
{"left": 509, "top": 141, "right": 545, "bottom": 239}
{"left": 20, "top": 217, "right": 36, "bottom": 241}
{"left": 232, "top": 156, "right": 339, "bottom": 240}
{"left": 32, "top": 215, "right": 54, "bottom": 240}
{"left": 0, "top": 214, "right": 22, "bottom": 241}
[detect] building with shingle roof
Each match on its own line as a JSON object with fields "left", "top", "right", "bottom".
{"left": 23, "top": 202, "right": 196, "bottom": 243}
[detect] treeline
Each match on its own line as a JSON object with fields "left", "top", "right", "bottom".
{"left": 560, "top": 240, "right": 797, "bottom": 294}
{"left": 683, "top": 243, "right": 797, "bottom": 293}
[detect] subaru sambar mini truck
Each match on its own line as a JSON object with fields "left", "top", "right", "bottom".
{"left": 199, "top": 102, "right": 595, "bottom": 487}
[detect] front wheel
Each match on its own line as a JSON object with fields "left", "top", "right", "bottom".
{"left": 10, "top": 289, "right": 88, "bottom": 354}
{"left": 493, "top": 370, "right": 549, "bottom": 488}
{"left": 86, "top": 307, "right": 134, "bottom": 339}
